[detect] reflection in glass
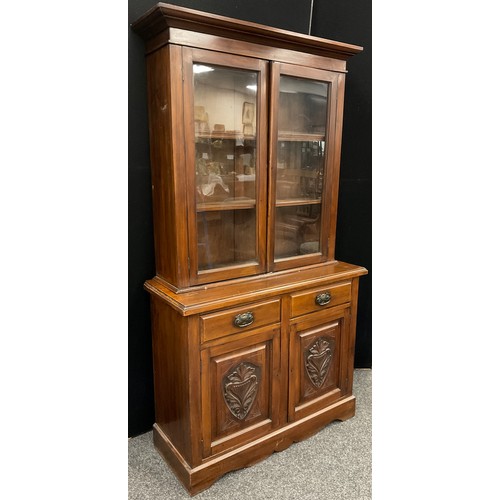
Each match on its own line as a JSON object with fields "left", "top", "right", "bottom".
{"left": 278, "top": 76, "right": 328, "bottom": 135}
{"left": 274, "top": 75, "right": 330, "bottom": 261}
{"left": 193, "top": 64, "right": 260, "bottom": 272}
{"left": 194, "top": 64, "right": 258, "bottom": 207}
{"left": 274, "top": 205, "right": 322, "bottom": 259}
{"left": 276, "top": 140, "right": 325, "bottom": 201}
{"left": 197, "top": 209, "right": 256, "bottom": 270}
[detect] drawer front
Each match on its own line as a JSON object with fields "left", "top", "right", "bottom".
{"left": 290, "top": 282, "right": 351, "bottom": 318}
{"left": 200, "top": 299, "right": 281, "bottom": 342}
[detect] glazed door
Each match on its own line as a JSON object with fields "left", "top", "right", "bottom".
{"left": 268, "top": 63, "right": 343, "bottom": 272}
{"left": 183, "top": 48, "right": 268, "bottom": 285}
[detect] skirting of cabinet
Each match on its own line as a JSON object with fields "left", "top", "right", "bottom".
{"left": 153, "top": 395, "right": 356, "bottom": 496}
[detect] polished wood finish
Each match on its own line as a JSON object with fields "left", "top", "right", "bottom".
{"left": 290, "top": 281, "right": 351, "bottom": 318}
{"left": 149, "top": 295, "right": 199, "bottom": 464}
{"left": 145, "top": 45, "right": 189, "bottom": 286}
{"left": 328, "top": 73, "right": 346, "bottom": 260}
{"left": 131, "top": 3, "right": 362, "bottom": 60}
{"left": 139, "top": 11, "right": 356, "bottom": 288}
{"left": 132, "top": 4, "right": 366, "bottom": 495}
{"left": 145, "top": 265, "right": 365, "bottom": 494}
{"left": 153, "top": 394, "right": 356, "bottom": 496}
{"left": 200, "top": 299, "right": 280, "bottom": 342}
{"left": 289, "top": 308, "right": 348, "bottom": 422}
{"left": 146, "top": 260, "right": 366, "bottom": 314}
{"left": 201, "top": 325, "right": 281, "bottom": 458}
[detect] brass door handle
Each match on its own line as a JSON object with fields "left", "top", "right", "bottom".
{"left": 233, "top": 311, "right": 254, "bottom": 328}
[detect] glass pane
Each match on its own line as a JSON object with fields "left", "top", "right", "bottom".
{"left": 274, "top": 75, "right": 329, "bottom": 261}
{"left": 194, "top": 64, "right": 258, "bottom": 207}
{"left": 274, "top": 205, "right": 322, "bottom": 259}
{"left": 278, "top": 76, "right": 328, "bottom": 136}
{"left": 193, "top": 63, "right": 259, "bottom": 272}
{"left": 197, "top": 209, "right": 257, "bottom": 271}
{"left": 276, "top": 140, "right": 325, "bottom": 201}
{"left": 195, "top": 137, "right": 256, "bottom": 207}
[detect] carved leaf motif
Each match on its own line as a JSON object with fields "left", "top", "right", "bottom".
{"left": 305, "top": 337, "right": 333, "bottom": 388}
{"left": 223, "top": 362, "right": 260, "bottom": 420}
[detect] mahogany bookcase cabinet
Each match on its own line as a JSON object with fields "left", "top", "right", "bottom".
{"left": 132, "top": 3, "right": 368, "bottom": 495}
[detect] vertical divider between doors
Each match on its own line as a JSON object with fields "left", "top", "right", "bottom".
{"left": 267, "top": 62, "right": 281, "bottom": 273}
{"left": 256, "top": 59, "right": 269, "bottom": 275}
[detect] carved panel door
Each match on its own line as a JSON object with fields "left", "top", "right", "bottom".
{"left": 288, "top": 309, "right": 350, "bottom": 422}
{"left": 200, "top": 326, "right": 281, "bottom": 458}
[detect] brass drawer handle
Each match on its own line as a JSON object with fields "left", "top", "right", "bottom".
{"left": 315, "top": 292, "right": 331, "bottom": 306}
{"left": 233, "top": 311, "right": 254, "bottom": 328}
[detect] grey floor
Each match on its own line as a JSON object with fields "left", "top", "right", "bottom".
{"left": 129, "top": 369, "right": 371, "bottom": 499}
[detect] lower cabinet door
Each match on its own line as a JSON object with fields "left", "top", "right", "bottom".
{"left": 200, "top": 326, "right": 281, "bottom": 458}
{"left": 288, "top": 309, "right": 350, "bottom": 422}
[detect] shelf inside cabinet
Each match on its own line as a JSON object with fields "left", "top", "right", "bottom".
{"left": 197, "top": 199, "right": 257, "bottom": 212}
{"left": 196, "top": 132, "right": 257, "bottom": 141}
{"left": 275, "top": 198, "right": 322, "bottom": 207}
{"left": 278, "top": 133, "right": 326, "bottom": 142}
{"left": 277, "top": 168, "right": 320, "bottom": 178}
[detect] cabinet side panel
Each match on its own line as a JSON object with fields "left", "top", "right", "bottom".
{"left": 150, "top": 295, "right": 193, "bottom": 463}
{"left": 345, "top": 277, "right": 359, "bottom": 394}
{"left": 145, "top": 45, "right": 188, "bottom": 286}
{"left": 328, "top": 73, "right": 346, "bottom": 260}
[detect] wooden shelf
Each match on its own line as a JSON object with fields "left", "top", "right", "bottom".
{"left": 276, "top": 198, "right": 321, "bottom": 207}
{"left": 277, "top": 168, "right": 322, "bottom": 178}
{"left": 278, "top": 132, "right": 325, "bottom": 142}
{"left": 196, "top": 132, "right": 256, "bottom": 141}
{"left": 197, "top": 199, "right": 257, "bottom": 212}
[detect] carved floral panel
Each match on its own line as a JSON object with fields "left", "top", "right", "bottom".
{"left": 222, "top": 362, "right": 261, "bottom": 420}
{"left": 305, "top": 336, "right": 333, "bottom": 388}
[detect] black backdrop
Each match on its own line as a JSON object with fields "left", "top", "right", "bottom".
{"left": 128, "top": 0, "right": 371, "bottom": 437}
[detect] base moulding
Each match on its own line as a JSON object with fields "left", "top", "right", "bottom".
{"left": 153, "top": 395, "right": 356, "bottom": 496}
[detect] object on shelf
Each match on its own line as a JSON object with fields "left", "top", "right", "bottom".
{"left": 197, "top": 173, "right": 230, "bottom": 199}
{"left": 300, "top": 241, "right": 320, "bottom": 254}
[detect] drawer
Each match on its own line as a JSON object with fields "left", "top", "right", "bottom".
{"left": 200, "top": 299, "right": 281, "bottom": 342}
{"left": 290, "top": 282, "right": 351, "bottom": 318}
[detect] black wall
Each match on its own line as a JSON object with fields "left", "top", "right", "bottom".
{"left": 128, "top": 0, "right": 371, "bottom": 437}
